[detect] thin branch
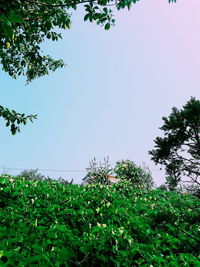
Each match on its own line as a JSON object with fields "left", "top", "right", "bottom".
{"left": 26, "top": 0, "right": 99, "bottom": 7}
{"left": 68, "top": 252, "right": 90, "bottom": 265}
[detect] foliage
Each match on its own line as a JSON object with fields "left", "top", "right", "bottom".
{"left": 0, "top": 175, "right": 199, "bottom": 266}
{"left": 57, "top": 177, "right": 74, "bottom": 185}
{"left": 17, "top": 169, "right": 46, "bottom": 181}
{"left": 157, "top": 183, "right": 168, "bottom": 191}
{"left": 165, "top": 175, "right": 179, "bottom": 191}
{"left": 114, "top": 160, "right": 153, "bottom": 189}
{"left": 17, "top": 169, "right": 73, "bottom": 184}
{"left": 0, "top": 0, "right": 176, "bottom": 83}
{"left": 0, "top": 0, "right": 176, "bottom": 133}
{"left": 149, "top": 97, "right": 200, "bottom": 188}
{"left": 0, "top": 105, "right": 37, "bottom": 134}
{"left": 85, "top": 157, "right": 112, "bottom": 185}
{"left": 185, "top": 183, "right": 200, "bottom": 199}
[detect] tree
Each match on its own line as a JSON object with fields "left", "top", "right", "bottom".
{"left": 149, "top": 97, "right": 200, "bottom": 189}
{"left": 0, "top": 0, "right": 176, "bottom": 133}
{"left": 0, "top": 0, "right": 176, "bottom": 83}
{"left": 114, "top": 160, "right": 153, "bottom": 189}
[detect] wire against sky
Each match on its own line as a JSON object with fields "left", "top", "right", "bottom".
{"left": 1, "top": 166, "right": 161, "bottom": 173}
{"left": 2, "top": 167, "right": 85, "bottom": 173}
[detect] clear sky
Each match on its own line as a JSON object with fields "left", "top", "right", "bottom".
{"left": 0, "top": 0, "right": 200, "bottom": 185}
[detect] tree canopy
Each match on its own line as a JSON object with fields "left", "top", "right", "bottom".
{"left": 0, "top": 0, "right": 176, "bottom": 83}
{"left": 0, "top": 0, "right": 176, "bottom": 134}
{"left": 149, "top": 97, "right": 200, "bottom": 188}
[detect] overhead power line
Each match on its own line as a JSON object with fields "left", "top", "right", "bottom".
{"left": 1, "top": 166, "right": 161, "bottom": 173}
{"left": 2, "top": 167, "right": 86, "bottom": 173}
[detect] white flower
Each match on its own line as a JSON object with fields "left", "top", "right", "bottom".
{"left": 119, "top": 227, "right": 124, "bottom": 234}
{"left": 106, "top": 202, "right": 111, "bottom": 208}
{"left": 96, "top": 207, "right": 100, "bottom": 213}
{"left": 128, "top": 239, "right": 132, "bottom": 245}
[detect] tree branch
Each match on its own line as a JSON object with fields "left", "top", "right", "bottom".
{"left": 26, "top": 0, "right": 99, "bottom": 7}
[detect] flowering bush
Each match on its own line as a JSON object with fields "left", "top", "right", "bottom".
{"left": 114, "top": 160, "right": 153, "bottom": 189}
{"left": 85, "top": 157, "right": 112, "bottom": 185}
{"left": 0, "top": 175, "right": 199, "bottom": 266}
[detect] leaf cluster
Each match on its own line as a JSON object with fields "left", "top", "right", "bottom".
{"left": 0, "top": 105, "right": 37, "bottom": 134}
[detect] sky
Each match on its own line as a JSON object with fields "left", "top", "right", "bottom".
{"left": 0, "top": 0, "right": 200, "bottom": 185}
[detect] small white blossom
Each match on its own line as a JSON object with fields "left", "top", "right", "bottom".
{"left": 106, "top": 202, "right": 111, "bottom": 208}
{"left": 96, "top": 207, "right": 100, "bottom": 213}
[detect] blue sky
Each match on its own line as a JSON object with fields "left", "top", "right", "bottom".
{"left": 0, "top": 0, "right": 200, "bottom": 185}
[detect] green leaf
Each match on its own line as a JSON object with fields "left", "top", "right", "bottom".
{"left": 2, "top": 22, "right": 14, "bottom": 38}
{"left": 8, "top": 13, "right": 23, "bottom": 23}
{"left": 105, "top": 23, "right": 110, "bottom": 30}
{"left": 84, "top": 14, "right": 90, "bottom": 21}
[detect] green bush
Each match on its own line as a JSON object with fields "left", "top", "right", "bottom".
{"left": 17, "top": 169, "right": 45, "bottom": 181}
{"left": 185, "top": 184, "right": 200, "bottom": 199}
{"left": 85, "top": 157, "right": 112, "bottom": 185}
{"left": 157, "top": 184, "right": 168, "bottom": 191}
{"left": 17, "top": 169, "right": 73, "bottom": 185}
{"left": 114, "top": 160, "right": 153, "bottom": 189}
{"left": 0, "top": 175, "right": 199, "bottom": 266}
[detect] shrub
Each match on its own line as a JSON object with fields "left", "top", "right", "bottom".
{"left": 157, "top": 184, "right": 168, "bottom": 191}
{"left": 0, "top": 175, "right": 199, "bottom": 266}
{"left": 114, "top": 160, "right": 153, "bottom": 189}
{"left": 17, "top": 169, "right": 45, "bottom": 181}
{"left": 185, "top": 183, "right": 200, "bottom": 199}
{"left": 85, "top": 157, "right": 112, "bottom": 185}
{"left": 17, "top": 169, "right": 73, "bottom": 185}
{"left": 166, "top": 175, "right": 179, "bottom": 191}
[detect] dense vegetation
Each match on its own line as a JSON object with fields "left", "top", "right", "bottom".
{"left": 0, "top": 174, "right": 199, "bottom": 266}
{"left": 84, "top": 158, "right": 153, "bottom": 189}
{"left": 150, "top": 97, "right": 200, "bottom": 190}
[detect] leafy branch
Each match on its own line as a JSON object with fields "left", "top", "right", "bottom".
{"left": 0, "top": 105, "right": 37, "bottom": 134}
